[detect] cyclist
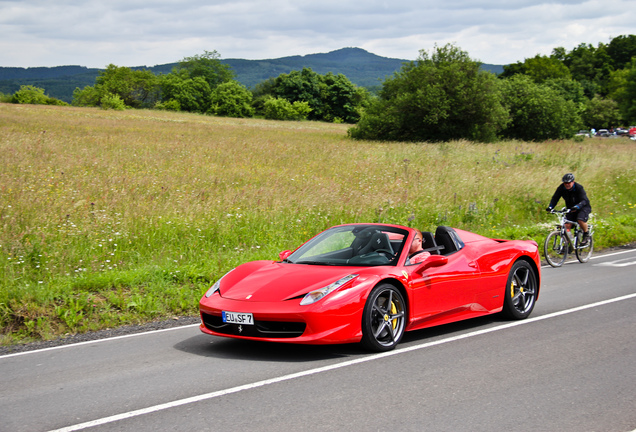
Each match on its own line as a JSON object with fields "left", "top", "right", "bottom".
{"left": 546, "top": 173, "right": 592, "bottom": 245}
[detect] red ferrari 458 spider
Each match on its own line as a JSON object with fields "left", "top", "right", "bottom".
{"left": 199, "top": 223, "right": 541, "bottom": 351}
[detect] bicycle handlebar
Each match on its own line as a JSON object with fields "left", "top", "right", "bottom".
{"left": 548, "top": 207, "right": 572, "bottom": 215}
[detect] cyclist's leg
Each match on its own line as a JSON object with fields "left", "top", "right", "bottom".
{"left": 577, "top": 210, "right": 590, "bottom": 245}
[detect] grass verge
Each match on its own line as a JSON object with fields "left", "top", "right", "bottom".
{"left": 1, "top": 103, "right": 635, "bottom": 345}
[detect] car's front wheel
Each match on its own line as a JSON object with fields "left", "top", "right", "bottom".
{"left": 361, "top": 284, "right": 406, "bottom": 351}
{"left": 501, "top": 260, "right": 538, "bottom": 319}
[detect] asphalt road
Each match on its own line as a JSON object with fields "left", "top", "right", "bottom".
{"left": 1, "top": 249, "right": 635, "bottom": 432}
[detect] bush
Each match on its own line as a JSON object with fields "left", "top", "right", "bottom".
{"left": 72, "top": 86, "right": 100, "bottom": 107}
{"left": 155, "top": 99, "right": 181, "bottom": 111}
{"left": 11, "top": 85, "right": 68, "bottom": 106}
{"left": 100, "top": 93, "right": 126, "bottom": 110}
{"left": 209, "top": 81, "right": 254, "bottom": 118}
{"left": 263, "top": 97, "right": 311, "bottom": 120}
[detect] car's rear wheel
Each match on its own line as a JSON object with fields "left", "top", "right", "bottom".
{"left": 501, "top": 260, "right": 538, "bottom": 320}
{"left": 361, "top": 284, "right": 406, "bottom": 352}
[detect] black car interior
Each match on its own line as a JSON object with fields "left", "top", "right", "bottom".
{"left": 357, "top": 232, "right": 394, "bottom": 256}
{"left": 419, "top": 226, "right": 465, "bottom": 255}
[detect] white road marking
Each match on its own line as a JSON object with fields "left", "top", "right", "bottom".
{"left": 542, "top": 247, "right": 636, "bottom": 268}
{"left": 0, "top": 324, "right": 200, "bottom": 360}
{"left": 47, "top": 292, "right": 636, "bottom": 432}
{"left": 594, "top": 257, "right": 636, "bottom": 267}
{"left": 589, "top": 248, "right": 636, "bottom": 260}
{"left": 4, "top": 249, "right": 633, "bottom": 360}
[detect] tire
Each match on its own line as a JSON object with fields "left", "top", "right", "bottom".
{"left": 501, "top": 260, "right": 538, "bottom": 320}
{"left": 361, "top": 283, "right": 406, "bottom": 352}
{"left": 544, "top": 231, "right": 567, "bottom": 267}
{"left": 575, "top": 232, "right": 593, "bottom": 263}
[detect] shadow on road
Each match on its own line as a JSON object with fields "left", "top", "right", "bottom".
{"left": 174, "top": 315, "right": 502, "bottom": 362}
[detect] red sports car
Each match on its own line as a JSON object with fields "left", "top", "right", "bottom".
{"left": 199, "top": 223, "right": 540, "bottom": 351}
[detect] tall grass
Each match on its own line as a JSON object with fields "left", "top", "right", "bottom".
{"left": 1, "top": 103, "right": 635, "bottom": 345}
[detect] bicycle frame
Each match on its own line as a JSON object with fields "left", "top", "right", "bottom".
{"left": 544, "top": 208, "right": 594, "bottom": 267}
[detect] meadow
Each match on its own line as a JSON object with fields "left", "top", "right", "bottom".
{"left": 1, "top": 103, "right": 635, "bottom": 346}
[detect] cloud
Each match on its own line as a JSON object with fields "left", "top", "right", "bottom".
{"left": 0, "top": 0, "right": 633, "bottom": 68}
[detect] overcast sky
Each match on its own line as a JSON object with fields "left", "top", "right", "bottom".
{"left": 1, "top": 0, "right": 633, "bottom": 68}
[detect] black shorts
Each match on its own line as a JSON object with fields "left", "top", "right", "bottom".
{"left": 569, "top": 208, "right": 590, "bottom": 222}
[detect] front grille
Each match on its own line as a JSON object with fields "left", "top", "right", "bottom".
{"left": 201, "top": 312, "right": 306, "bottom": 338}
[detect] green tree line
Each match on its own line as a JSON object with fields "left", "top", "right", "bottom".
{"left": 70, "top": 50, "right": 369, "bottom": 123}
{"left": 350, "top": 35, "right": 636, "bottom": 142}
{"left": 2, "top": 35, "right": 635, "bottom": 142}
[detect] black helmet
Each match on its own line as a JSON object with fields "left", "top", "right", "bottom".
{"left": 562, "top": 173, "right": 575, "bottom": 183}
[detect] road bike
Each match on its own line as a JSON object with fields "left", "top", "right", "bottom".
{"left": 544, "top": 208, "right": 594, "bottom": 267}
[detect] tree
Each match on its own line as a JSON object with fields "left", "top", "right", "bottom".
{"left": 209, "top": 81, "right": 254, "bottom": 118}
{"left": 94, "top": 64, "right": 159, "bottom": 108}
{"left": 544, "top": 78, "right": 586, "bottom": 104}
{"left": 499, "top": 75, "right": 581, "bottom": 141}
{"left": 501, "top": 55, "right": 571, "bottom": 83}
{"left": 175, "top": 50, "right": 234, "bottom": 90}
{"left": 544, "top": 78, "right": 587, "bottom": 120}
{"left": 272, "top": 68, "right": 325, "bottom": 120}
{"left": 581, "top": 95, "right": 621, "bottom": 129}
{"left": 607, "top": 58, "right": 636, "bottom": 124}
{"left": 320, "top": 72, "right": 365, "bottom": 123}
{"left": 255, "top": 69, "right": 367, "bottom": 123}
{"left": 562, "top": 43, "right": 614, "bottom": 96}
{"left": 159, "top": 70, "right": 212, "bottom": 113}
{"left": 348, "top": 44, "right": 509, "bottom": 142}
{"left": 607, "top": 34, "right": 636, "bottom": 70}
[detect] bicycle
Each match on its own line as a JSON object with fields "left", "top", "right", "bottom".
{"left": 544, "top": 208, "right": 594, "bottom": 267}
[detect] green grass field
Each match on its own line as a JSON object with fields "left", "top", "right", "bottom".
{"left": 2, "top": 103, "right": 635, "bottom": 346}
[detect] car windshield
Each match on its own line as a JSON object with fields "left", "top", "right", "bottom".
{"left": 286, "top": 225, "right": 408, "bottom": 266}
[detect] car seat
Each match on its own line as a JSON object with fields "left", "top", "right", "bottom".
{"left": 421, "top": 231, "right": 441, "bottom": 255}
{"left": 357, "top": 232, "right": 393, "bottom": 255}
{"left": 434, "top": 226, "right": 463, "bottom": 255}
{"left": 351, "top": 228, "right": 376, "bottom": 256}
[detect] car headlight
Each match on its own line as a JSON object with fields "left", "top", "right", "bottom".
{"left": 205, "top": 270, "right": 233, "bottom": 298}
{"left": 300, "top": 274, "right": 358, "bottom": 305}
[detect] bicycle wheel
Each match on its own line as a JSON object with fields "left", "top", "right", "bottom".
{"left": 544, "top": 231, "right": 568, "bottom": 267}
{"left": 575, "top": 231, "right": 594, "bottom": 263}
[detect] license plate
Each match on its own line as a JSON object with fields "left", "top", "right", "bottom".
{"left": 222, "top": 311, "right": 254, "bottom": 325}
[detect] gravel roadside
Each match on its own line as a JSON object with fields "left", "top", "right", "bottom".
{"left": 0, "top": 316, "right": 201, "bottom": 356}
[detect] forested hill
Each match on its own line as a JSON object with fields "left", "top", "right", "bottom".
{"left": 0, "top": 47, "right": 504, "bottom": 103}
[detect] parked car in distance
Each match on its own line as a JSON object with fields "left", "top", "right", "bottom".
{"left": 596, "top": 129, "right": 611, "bottom": 137}
{"left": 575, "top": 130, "right": 591, "bottom": 137}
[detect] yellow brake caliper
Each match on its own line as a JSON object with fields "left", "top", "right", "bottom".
{"left": 511, "top": 280, "right": 523, "bottom": 298}
{"left": 390, "top": 302, "right": 397, "bottom": 329}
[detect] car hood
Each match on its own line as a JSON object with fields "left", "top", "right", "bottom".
{"left": 219, "top": 261, "right": 370, "bottom": 302}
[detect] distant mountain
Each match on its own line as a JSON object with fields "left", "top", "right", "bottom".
{"left": 222, "top": 47, "right": 411, "bottom": 89}
{"left": 0, "top": 48, "right": 504, "bottom": 103}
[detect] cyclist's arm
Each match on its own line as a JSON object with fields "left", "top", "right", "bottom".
{"left": 547, "top": 185, "right": 564, "bottom": 210}
{"left": 573, "top": 184, "right": 590, "bottom": 210}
